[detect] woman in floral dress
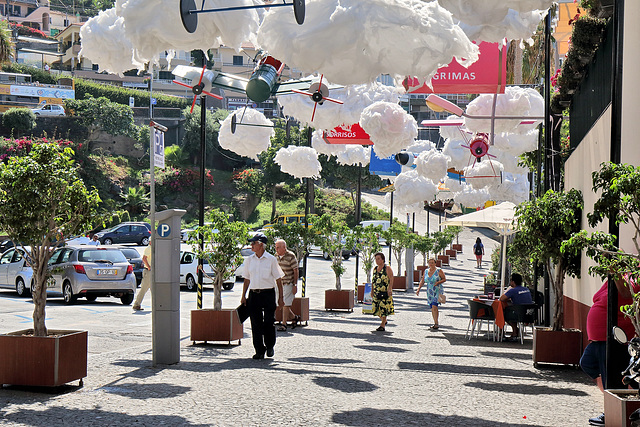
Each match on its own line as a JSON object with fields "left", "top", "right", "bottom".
{"left": 416, "top": 258, "right": 447, "bottom": 330}
{"left": 371, "top": 252, "right": 394, "bottom": 331}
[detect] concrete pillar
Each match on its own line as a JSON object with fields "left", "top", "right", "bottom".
{"left": 152, "top": 209, "right": 185, "bottom": 365}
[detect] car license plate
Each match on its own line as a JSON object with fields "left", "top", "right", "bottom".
{"left": 97, "top": 269, "right": 117, "bottom": 275}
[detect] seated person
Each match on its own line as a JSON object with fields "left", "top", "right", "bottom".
{"left": 500, "top": 273, "right": 533, "bottom": 339}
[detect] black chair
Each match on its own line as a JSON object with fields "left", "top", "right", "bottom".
{"left": 503, "top": 303, "right": 537, "bottom": 344}
{"left": 466, "top": 300, "right": 496, "bottom": 340}
{"left": 535, "top": 291, "right": 544, "bottom": 325}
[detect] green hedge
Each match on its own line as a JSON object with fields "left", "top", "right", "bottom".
{"left": 74, "top": 78, "right": 188, "bottom": 109}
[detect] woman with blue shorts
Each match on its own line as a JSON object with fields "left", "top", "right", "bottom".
{"left": 416, "top": 258, "right": 446, "bottom": 330}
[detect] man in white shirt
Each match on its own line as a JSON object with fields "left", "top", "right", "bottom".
{"left": 240, "top": 233, "right": 284, "bottom": 359}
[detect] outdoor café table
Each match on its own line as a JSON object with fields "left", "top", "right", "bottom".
{"left": 472, "top": 297, "right": 508, "bottom": 341}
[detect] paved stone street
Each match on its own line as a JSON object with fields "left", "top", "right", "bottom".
{"left": 0, "top": 223, "right": 600, "bottom": 426}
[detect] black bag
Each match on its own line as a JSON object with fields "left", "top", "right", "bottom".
{"left": 236, "top": 304, "right": 250, "bottom": 323}
{"left": 474, "top": 244, "right": 483, "bottom": 255}
{"left": 376, "top": 291, "right": 388, "bottom": 300}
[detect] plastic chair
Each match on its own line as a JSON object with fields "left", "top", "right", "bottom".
{"left": 503, "top": 303, "right": 537, "bottom": 344}
{"left": 466, "top": 300, "right": 496, "bottom": 340}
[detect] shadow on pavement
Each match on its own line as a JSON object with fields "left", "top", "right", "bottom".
{"left": 397, "top": 361, "right": 539, "bottom": 380}
{"left": 292, "top": 325, "right": 421, "bottom": 345}
{"left": 352, "top": 344, "right": 409, "bottom": 353}
{"left": 464, "top": 380, "right": 589, "bottom": 396}
{"left": 331, "top": 407, "right": 544, "bottom": 426}
{"left": 312, "top": 376, "right": 378, "bottom": 393}
{"left": 288, "top": 357, "right": 361, "bottom": 365}
{"left": 98, "top": 382, "right": 191, "bottom": 399}
{"left": 0, "top": 407, "right": 207, "bottom": 426}
{"left": 480, "top": 350, "right": 532, "bottom": 360}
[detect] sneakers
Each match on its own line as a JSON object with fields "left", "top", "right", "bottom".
{"left": 132, "top": 305, "right": 143, "bottom": 311}
{"left": 588, "top": 413, "right": 604, "bottom": 426}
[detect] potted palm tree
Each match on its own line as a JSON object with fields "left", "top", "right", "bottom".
{"left": 188, "top": 209, "right": 248, "bottom": 344}
{"left": 314, "top": 214, "right": 356, "bottom": 311}
{"left": 513, "top": 188, "right": 583, "bottom": 366}
{"left": 562, "top": 163, "right": 640, "bottom": 424}
{"left": 0, "top": 143, "right": 100, "bottom": 387}
{"left": 353, "top": 225, "right": 382, "bottom": 302}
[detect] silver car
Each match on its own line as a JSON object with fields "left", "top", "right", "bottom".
{"left": 180, "top": 250, "right": 235, "bottom": 291}
{"left": 0, "top": 247, "right": 33, "bottom": 297}
{"left": 47, "top": 246, "right": 136, "bottom": 305}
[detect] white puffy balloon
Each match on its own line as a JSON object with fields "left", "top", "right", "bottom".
{"left": 311, "top": 130, "right": 342, "bottom": 157}
{"left": 393, "top": 170, "right": 438, "bottom": 207}
{"left": 415, "top": 149, "right": 450, "bottom": 183}
{"left": 493, "top": 129, "right": 539, "bottom": 156}
{"left": 274, "top": 146, "right": 322, "bottom": 179}
{"left": 464, "top": 160, "right": 504, "bottom": 189}
{"left": 491, "top": 174, "right": 530, "bottom": 204}
{"left": 360, "top": 101, "right": 418, "bottom": 159}
{"left": 219, "top": 109, "right": 274, "bottom": 160}
{"left": 257, "top": 0, "right": 479, "bottom": 86}
{"left": 460, "top": 9, "right": 548, "bottom": 43}
{"left": 336, "top": 146, "right": 371, "bottom": 166}
{"left": 464, "top": 87, "right": 544, "bottom": 134}
{"left": 443, "top": 138, "right": 469, "bottom": 171}
{"left": 454, "top": 184, "right": 491, "bottom": 208}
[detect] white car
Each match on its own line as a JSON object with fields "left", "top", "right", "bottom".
{"left": 0, "top": 247, "right": 33, "bottom": 297}
{"left": 180, "top": 251, "right": 234, "bottom": 291}
{"left": 31, "top": 104, "right": 66, "bottom": 117}
{"left": 234, "top": 246, "right": 254, "bottom": 280}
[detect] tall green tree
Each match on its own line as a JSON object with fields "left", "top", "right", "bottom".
{"left": 382, "top": 221, "right": 415, "bottom": 275}
{"left": 353, "top": 225, "right": 382, "bottom": 282}
{"left": 413, "top": 233, "right": 434, "bottom": 267}
{"left": 181, "top": 107, "right": 240, "bottom": 170}
{"left": 514, "top": 188, "right": 583, "bottom": 331}
{"left": 313, "top": 214, "right": 355, "bottom": 290}
{"left": 0, "top": 20, "right": 14, "bottom": 64}
{"left": 65, "top": 96, "right": 138, "bottom": 143}
{"left": 0, "top": 143, "right": 100, "bottom": 336}
{"left": 120, "top": 186, "right": 149, "bottom": 216}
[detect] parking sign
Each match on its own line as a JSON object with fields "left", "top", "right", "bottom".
{"left": 153, "top": 129, "right": 165, "bottom": 169}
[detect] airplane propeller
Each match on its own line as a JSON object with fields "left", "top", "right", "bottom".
{"left": 172, "top": 64, "right": 223, "bottom": 113}
{"left": 291, "top": 74, "right": 343, "bottom": 122}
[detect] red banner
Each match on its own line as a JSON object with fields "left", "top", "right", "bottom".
{"left": 323, "top": 123, "right": 373, "bottom": 145}
{"left": 406, "top": 41, "right": 507, "bottom": 95}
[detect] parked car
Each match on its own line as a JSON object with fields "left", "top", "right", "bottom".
{"left": 0, "top": 239, "right": 15, "bottom": 253}
{"left": 233, "top": 245, "right": 254, "bottom": 280}
{"left": 0, "top": 247, "right": 33, "bottom": 297}
{"left": 180, "top": 250, "right": 235, "bottom": 291}
{"left": 46, "top": 246, "right": 137, "bottom": 304}
{"left": 359, "top": 220, "right": 391, "bottom": 245}
{"left": 116, "top": 246, "right": 144, "bottom": 287}
{"left": 96, "top": 222, "right": 151, "bottom": 246}
{"left": 31, "top": 104, "right": 66, "bottom": 117}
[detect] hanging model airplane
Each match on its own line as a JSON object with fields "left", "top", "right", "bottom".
{"left": 180, "top": 0, "right": 305, "bottom": 33}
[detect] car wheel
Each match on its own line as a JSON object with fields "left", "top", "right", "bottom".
{"left": 186, "top": 275, "right": 196, "bottom": 292}
{"left": 343, "top": 254, "right": 350, "bottom": 261}
{"left": 222, "top": 282, "right": 234, "bottom": 291}
{"left": 103, "top": 238, "right": 113, "bottom": 245}
{"left": 16, "top": 277, "right": 28, "bottom": 297}
{"left": 86, "top": 295, "right": 97, "bottom": 302}
{"left": 120, "top": 293, "right": 134, "bottom": 305}
{"left": 141, "top": 237, "right": 150, "bottom": 246}
{"left": 63, "top": 282, "right": 76, "bottom": 305}
{"left": 323, "top": 251, "right": 330, "bottom": 260}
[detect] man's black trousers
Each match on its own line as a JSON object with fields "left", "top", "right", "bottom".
{"left": 248, "top": 288, "right": 276, "bottom": 355}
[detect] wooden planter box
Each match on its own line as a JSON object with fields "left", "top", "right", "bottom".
{"left": 452, "top": 244, "right": 463, "bottom": 253}
{"left": 357, "top": 285, "right": 365, "bottom": 303}
{"left": 445, "top": 249, "right": 457, "bottom": 260}
{"left": 532, "top": 327, "right": 582, "bottom": 367}
{"left": 437, "top": 254, "right": 450, "bottom": 266}
{"left": 276, "top": 297, "right": 310, "bottom": 326}
{"left": 0, "top": 329, "right": 87, "bottom": 387}
{"left": 604, "top": 390, "right": 640, "bottom": 427}
{"left": 405, "top": 270, "right": 421, "bottom": 282}
{"left": 392, "top": 275, "right": 407, "bottom": 290}
{"left": 435, "top": 259, "right": 442, "bottom": 268}
{"left": 325, "top": 289, "right": 354, "bottom": 312}
{"left": 191, "top": 309, "right": 243, "bottom": 345}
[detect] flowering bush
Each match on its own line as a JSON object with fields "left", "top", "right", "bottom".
{"left": 0, "top": 137, "right": 79, "bottom": 163}
{"left": 9, "top": 22, "right": 54, "bottom": 40}
{"left": 231, "top": 168, "right": 264, "bottom": 197}
{"left": 154, "top": 167, "right": 215, "bottom": 197}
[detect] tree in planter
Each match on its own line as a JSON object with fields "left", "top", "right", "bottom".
{"left": 188, "top": 209, "right": 248, "bottom": 310}
{"left": 382, "top": 221, "right": 413, "bottom": 275}
{"left": 433, "top": 229, "right": 454, "bottom": 257}
{"left": 0, "top": 143, "right": 100, "bottom": 336}
{"left": 313, "top": 214, "right": 355, "bottom": 291}
{"left": 267, "top": 221, "right": 319, "bottom": 268}
{"left": 414, "top": 233, "right": 435, "bottom": 267}
{"left": 513, "top": 188, "right": 583, "bottom": 331}
{"left": 353, "top": 225, "right": 382, "bottom": 283}
{"left": 562, "top": 163, "right": 640, "bottom": 337}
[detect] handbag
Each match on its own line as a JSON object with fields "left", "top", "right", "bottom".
{"left": 438, "top": 293, "right": 446, "bottom": 304}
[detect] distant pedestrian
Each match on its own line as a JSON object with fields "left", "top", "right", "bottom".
{"left": 132, "top": 245, "right": 151, "bottom": 311}
{"left": 240, "top": 233, "right": 284, "bottom": 359}
{"left": 275, "top": 239, "right": 300, "bottom": 331}
{"left": 473, "top": 237, "right": 485, "bottom": 268}
{"left": 416, "top": 258, "right": 446, "bottom": 330}
{"left": 87, "top": 234, "right": 100, "bottom": 246}
{"left": 371, "top": 252, "right": 394, "bottom": 332}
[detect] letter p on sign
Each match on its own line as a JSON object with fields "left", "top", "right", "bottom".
{"left": 158, "top": 224, "right": 171, "bottom": 238}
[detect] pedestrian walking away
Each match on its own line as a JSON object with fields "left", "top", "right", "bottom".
{"left": 473, "top": 237, "right": 484, "bottom": 268}
{"left": 275, "top": 239, "right": 299, "bottom": 331}
{"left": 240, "top": 232, "right": 284, "bottom": 359}
{"left": 371, "top": 252, "right": 394, "bottom": 332}
{"left": 133, "top": 245, "right": 151, "bottom": 311}
{"left": 416, "top": 258, "right": 446, "bottom": 330}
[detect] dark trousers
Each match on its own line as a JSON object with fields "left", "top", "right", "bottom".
{"left": 248, "top": 288, "right": 276, "bottom": 355}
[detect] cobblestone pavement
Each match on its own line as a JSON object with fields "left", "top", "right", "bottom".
{"left": 0, "top": 228, "right": 600, "bottom": 426}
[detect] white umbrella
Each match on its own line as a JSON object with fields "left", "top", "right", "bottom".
{"left": 441, "top": 201, "right": 517, "bottom": 294}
